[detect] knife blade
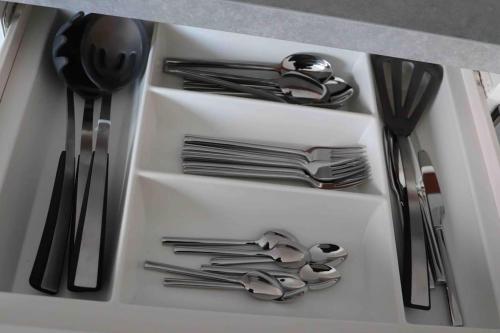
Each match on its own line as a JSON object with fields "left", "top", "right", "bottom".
{"left": 418, "top": 150, "right": 464, "bottom": 326}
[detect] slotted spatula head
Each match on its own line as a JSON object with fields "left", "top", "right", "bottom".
{"left": 371, "top": 55, "right": 443, "bottom": 137}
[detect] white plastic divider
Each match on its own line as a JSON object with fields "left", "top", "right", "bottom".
{"left": 136, "top": 86, "right": 384, "bottom": 195}
{"left": 116, "top": 171, "right": 404, "bottom": 323}
{"left": 110, "top": 22, "right": 405, "bottom": 325}
{"left": 149, "top": 23, "right": 377, "bottom": 115}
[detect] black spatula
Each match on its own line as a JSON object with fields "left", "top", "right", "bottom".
{"left": 371, "top": 54, "right": 443, "bottom": 310}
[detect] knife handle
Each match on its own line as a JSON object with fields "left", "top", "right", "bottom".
{"left": 399, "top": 137, "right": 430, "bottom": 310}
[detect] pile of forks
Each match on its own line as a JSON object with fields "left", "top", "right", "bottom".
{"left": 181, "top": 135, "right": 371, "bottom": 189}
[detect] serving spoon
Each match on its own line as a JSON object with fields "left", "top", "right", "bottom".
{"left": 165, "top": 53, "right": 334, "bottom": 82}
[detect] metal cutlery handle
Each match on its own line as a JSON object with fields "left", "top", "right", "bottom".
{"left": 183, "top": 166, "right": 312, "bottom": 185}
{"left": 175, "top": 68, "right": 278, "bottom": 87}
{"left": 162, "top": 236, "right": 254, "bottom": 246}
{"left": 174, "top": 246, "right": 267, "bottom": 257}
{"left": 184, "top": 135, "right": 309, "bottom": 161}
{"left": 435, "top": 227, "right": 463, "bottom": 326}
{"left": 183, "top": 152, "right": 307, "bottom": 169}
{"left": 165, "top": 68, "right": 286, "bottom": 103}
{"left": 165, "top": 58, "right": 277, "bottom": 73}
{"left": 74, "top": 98, "right": 94, "bottom": 241}
{"left": 163, "top": 278, "right": 243, "bottom": 290}
{"left": 210, "top": 257, "right": 275, "bottom": 266}
{"left": 399, "top": 137, "right": 430, "bottom": 309}
{"left": 30, "top": 88, "right": 75, "bottom": 295}
{"left": 183, "top": 144, "right": 307, "bottom": 163}
{"left": 184, "top": 165, "right": 368, "bottom": 189}
{"left": 200, "top": 265, "right": 297, "bottom": 278}
{"left": 69, "top": 94, "right": 111, "bottom": 291}
{"left": 418, "top": 189, "right": 446, "bottom": 283}
{"left": 144, "top": 261, "right": 240, "bottom": 284}
{"left": 184, "top": 81, "right": 280, "bottom": 91}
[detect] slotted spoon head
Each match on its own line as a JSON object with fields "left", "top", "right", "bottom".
{"left": 80, "top": 14, "right": 149, "bottom": 93}
{"left": 52, "top": 12, "right": 100, "bottom": 99}
{"left": 371, "top": 55, "right": 443, "bottom": 137}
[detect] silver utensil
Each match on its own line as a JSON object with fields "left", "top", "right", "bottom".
{"left": 418, "top": 188, "right": 445, "bottom": 283}
{"left": 418, "top": 151, "right": 463, "bottom": 326}
{"left": 167, "top": 68, "right": 327, "bottom": 103}
{"left": 201, "top": 263, "right": 341, "bottom": 290}
{"left": 183, "top": 141, "right": 365, "bottom": 161}
{"left": 165, "top": 53, "right": 334, "bottom": 82}
{"left": 162, "top": 278, "right": 306, "bottom": 302}
{"left": 173, "top": 243, "right": 309, "bottom": 268}
{"left": 162, "top": 229, "right": 297, "bottom": 249}
{"left": 144, "top": 261, "right": 285, "bottom": 301}
{"left": 164, "top": 273, "right": 306, "bottom": 292}
{"left": 209, "top": 243, "right": 347, "bottom": 267}
{"left": 166, "top": 67, "right": 286, "bottom": 103}
{"left": 184, "top": 135, "right": 365, "bottom": 162}
{"left": 183, "top": 157, "right": 369, "bottom": 183}
{"left": 183, "top": 75, "right": 354, "bottom": 106}
{"left": 371, "top": 54, "right": 443, "bottom": 310}
{"left": 183, "top": 164, "right": 369, "bottom": 189}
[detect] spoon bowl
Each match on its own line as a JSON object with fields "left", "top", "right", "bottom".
{"left": 308, "top": 243, "right": 348, "bottom": 265}
{"left": 280, "top": 53, "right": 333, "bottom": 82}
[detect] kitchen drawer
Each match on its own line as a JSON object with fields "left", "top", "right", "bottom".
{"left": 0, "top": 4, "right": 499, "bottom": 333}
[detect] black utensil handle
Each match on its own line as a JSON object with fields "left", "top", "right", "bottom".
{"left": 399, "top": 137, "right": 430, "bottom": 310}
{"left": 29, "top": 151, "right": 71, "bottom": 294}
{"left": 68, "top": 152, "right": 108, "bottom": 291}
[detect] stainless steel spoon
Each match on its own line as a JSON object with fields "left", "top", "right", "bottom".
{"left": 162, "top": 229, "right": 298, "bottom": 250}
{"left": 173, "top": 243, "right": 310, "bottom": 268}
{"left": 144, "top": 261, "right": 284, "bottom": 301}
{"left": 208, "top": 243, "right": 348, "bottom": 267}
{"left": 164, "top": 273, "right": 306, "bottom": 292}
{"left": 201, "top": 262, "right": 341, "bottom": 290}
{"left": 183, "top": 75, "right": 354, "bottom": 106}
{"left": 167, "top": 68, "right": 327, "bottom": 102}
{"left": 164, "top": 53, "right": 334, "bottom": 82}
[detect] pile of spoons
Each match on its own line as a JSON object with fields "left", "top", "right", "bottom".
{"left": 162, "top": 53, "right": 355, "bottom": 107}
{"left": 143, "top": 229, "right": 347, "bottom": 302}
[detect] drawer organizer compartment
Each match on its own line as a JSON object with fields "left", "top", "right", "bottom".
{"left": 0, "top": 8, "right": 146, "bottom": 300}
{"left": 0, "top": 5, "right": 499, "bottom": 333}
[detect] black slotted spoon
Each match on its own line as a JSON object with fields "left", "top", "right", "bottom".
{"left": 69, "top": 14, "right": 149, "bottom": 291}
{"left": 371, "top": 54, "right": 443, "bottom": 310}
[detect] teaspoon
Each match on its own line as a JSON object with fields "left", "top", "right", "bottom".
{"left": 207, "top": 243, "right": 348, "bottom": 266}
{"left": 162, "top": 229, "right": 298, "bottom": 250}
{"left": 201, "top": 262, "right": 341, "bottom": 290}
{"left": 173, "top": 243, "right": 309, "bottom": 268}
{"left": 144, "top": 261, "right": 284, "bottom": 301}
{"left": 165, "top": 53, "right": 334, "bottom": 82}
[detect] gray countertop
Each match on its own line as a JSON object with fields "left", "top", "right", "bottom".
{"left": 13, "top": 0, "right": 500, "bottom": 72}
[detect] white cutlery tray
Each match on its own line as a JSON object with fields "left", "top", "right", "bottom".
{"left": 0, "top": 6, "right": 499, "bottom": 333}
